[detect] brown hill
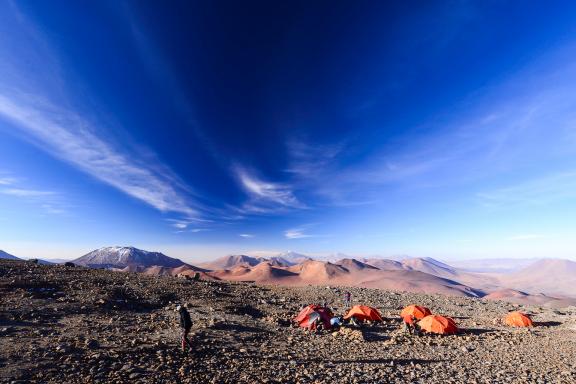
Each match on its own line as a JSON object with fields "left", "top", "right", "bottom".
{"left": 398, "top": 257, "right": 502, "bottom": 292}
{"left": 266, "top": 257, "right": 293, "bottom": 267}
{"left": 116, "top": 264, "right": 214, "bottom": 281}
{"left": 207, "top": 258, "right": 483, "bottom": 297}
{"left": 400, "top": 257, "right": 458, "bottom": 278}
{"left": 172, "top": 268, "right": 220, "bottom": 281}
{"left": 335, "top": 258, "right": 380, "bottom": 272}
{"left": 484, "top": 288, "right": 530, "bottom": 300}
{"left": 199, "top": 254, "right": 261, "bottom": 270}
{"left": 241, "top": 262, "right": 298, "bottom": 282}
{"left": 362, "top": 258, "right": 405, "bottom": 271}
{"left": 290, "top": 260, "right": 350, "bottom": 282}
{"left": 500, "top": 259, "right": 576, "bottom": 297}
{"left": 483, "top": 288, "right": 576, "bottom": 308}
{"left": 209, "top": 262, "right": 298, "bottom": 282}
{"left": 357, "top": 270, "right": 484, "bottom": 298}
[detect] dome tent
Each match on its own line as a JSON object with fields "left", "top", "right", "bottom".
{"left": 344, "top": 305, "right": 384, "bottom": 322}
{"left": 400, "top": 304, "right": 432, "bottom": 320}
{"left": 504, "top": 311, "right": 533, "bottom": 327}
{"left": 294, "top": 304, "right": 333, "bottom": 330}
{"left": 418, "top": 315, "right": 458, "bottom": 335}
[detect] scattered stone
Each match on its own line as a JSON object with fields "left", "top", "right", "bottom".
{"left": 85, "top": 339, "right": 99, "bottom": 349}
{"left": 0, "top": 259, "right": 574, "bottom": 384}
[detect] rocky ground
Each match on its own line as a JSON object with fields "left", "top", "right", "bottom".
{"left": 1, "top": 259, "right": 575, "bottom": 384}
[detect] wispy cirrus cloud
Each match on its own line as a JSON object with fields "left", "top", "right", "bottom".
{"left": 0, "top": 188, "right": 55, "bottom": 197}
{"left": 286, "top": 140, "right": 344, "bottom": 179}
{"left": 174, "top": 228, "right": 209, "bottom": 234}
{"left": 239, "top": 233, "right": 254, "bottom": 238}
{"left": 0, "top": 177, "right": 18, "bottom": 185}
{"left": 477, "top": 171, "right": 576, "bottom": 208}
{"left": 284, "top": 228, "right": 312, "bottom": 239}
{"left": 234, "top": 166, "right": 304, "bottom": 213}
{"left": 0, "top": 3, "right": 201, "bottom": 221}
{"left": 165, "top": 218, "right": 214, "bottom": 234}
{"left": 0, "top": 93, "right": 198, "bottom": 218}
{"left": 0, "top": 179, "right": 68, "bottom": 215}
{"left": 280, "top": 48, "right": 576, "bottom": 210}
{"left": 284, "top": 224, "right": 329, "bottom": 240}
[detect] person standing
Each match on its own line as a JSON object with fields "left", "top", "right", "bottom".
{"left": 402, "top": 314, "right": 415, "bottom": 335}
{"left": 344, "top": 291, "right": 351, "bottom": 308}
{"left": 177, "top": 304, "right": 193, "bottom": 352}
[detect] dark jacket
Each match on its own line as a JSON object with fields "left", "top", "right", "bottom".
{"left": 179, "top": 308, "right": 192, "bottom": 329}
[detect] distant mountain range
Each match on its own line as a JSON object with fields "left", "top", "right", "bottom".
{"left": 500, "top": 259, "right": 576, "bottom": 298}
{"left": 0, "top": 250, "right": 21, "bottom": 260}
{"left": 6, "top": 245, "right": 576, "bottom": 307}
{"left": 198, "top": 251, "right": 312, "bottom": 270}
{"left": 207, "top": 256, "right": 485, "bottom": 298}
{"left": 0, "top": 250, "right": 55, "bottom": 265}
{"left": 199, "top": 252, "right": 576, "bottom": 306}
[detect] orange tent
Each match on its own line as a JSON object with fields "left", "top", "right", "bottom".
{"left": 418, "top": 315, "right": 458, "bottom": 335}
{"left": 504, "top": 312, "right": 533, "bottom": 327}
{"left": 400, "top": 305, "right": 432, "bottom": 320}
{"left": 294, "top": 304, "right": 333, "bottom": 330}
{"left": 343, "top": 305, "right": 383, "bottom": 322}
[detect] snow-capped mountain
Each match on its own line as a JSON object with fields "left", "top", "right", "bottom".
{"left": 72, "top": 246, "right": 188, "bottom": 269}
{"left": 274, "top": 251, "right": 313, "bottom": 265}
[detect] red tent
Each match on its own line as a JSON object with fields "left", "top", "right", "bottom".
{"left": 294, "top": 304, "right": 333, "bottom": 330}
{"left": 418, "top": 315, "right": 458, "bottom": 335}
{"left": 343, "top": 305, "right": 384, "bottom": 322}
{"left": 504, "top": 312, "right": 533, "bottom": 327}
{"left": 400, "top": 305, "right": 432, "bottom": 320}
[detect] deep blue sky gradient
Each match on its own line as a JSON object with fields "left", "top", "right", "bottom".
{"left": 1, "top": 1, "right": 575, "bottom": 261}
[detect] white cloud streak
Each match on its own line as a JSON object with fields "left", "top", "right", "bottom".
{"left": 0, "top": 177, "right": 17, "bottom": 185}
{"left": 0, "top": 93, "right": 197, "bottom": 217}
{"left": 235, "top": 166, "right": 304, "bottom": 213}
{"left": 239, "top": 233, "right": 254, "bottom": 238}
{"left": 173, "top": 227, "right": 209, "bottom": 234}
{"left": 0, "top": 188, "right": 55, "bottom": 197}
{"left": 284, "top": 223, "right": 331, "bottom": 240}
{"left": 284, "top": 228, "right": 312, "bottom": 239}
{"left": 0, "top": 180, "right": 68, "bottom": 215}
{"left": 286, "top": 140, "right": 343, "bottom": 179}
{"left": 477, "top": 172, "right": 576, "bottom": 208}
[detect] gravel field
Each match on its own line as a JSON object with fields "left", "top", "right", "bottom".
{"left": 1, "top": 260, "right": 575, "bottom": 383}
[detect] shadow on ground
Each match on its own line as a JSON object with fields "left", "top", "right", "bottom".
{"left": 534, "top": 321, "right": 562, "bottom": 327}
{"left": 263, "top": 356, "right": 446, "bottom": 365}
{"left": 459, "top": 328, "right": 495, "bottom": 336}
{"left": 211, "top": 322, "right": 270, "bottom": 334}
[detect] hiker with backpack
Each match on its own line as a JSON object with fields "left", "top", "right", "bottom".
{"left": 177, "top": 304, "right": 193, "bottom": 352}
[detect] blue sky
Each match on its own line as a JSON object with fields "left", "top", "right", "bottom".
{"left": 1, "top": 0, "right": 575, "bottom": 261}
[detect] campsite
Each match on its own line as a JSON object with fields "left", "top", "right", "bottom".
{"left": 1, "top": 260, "right": 575, "bottom": 383}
